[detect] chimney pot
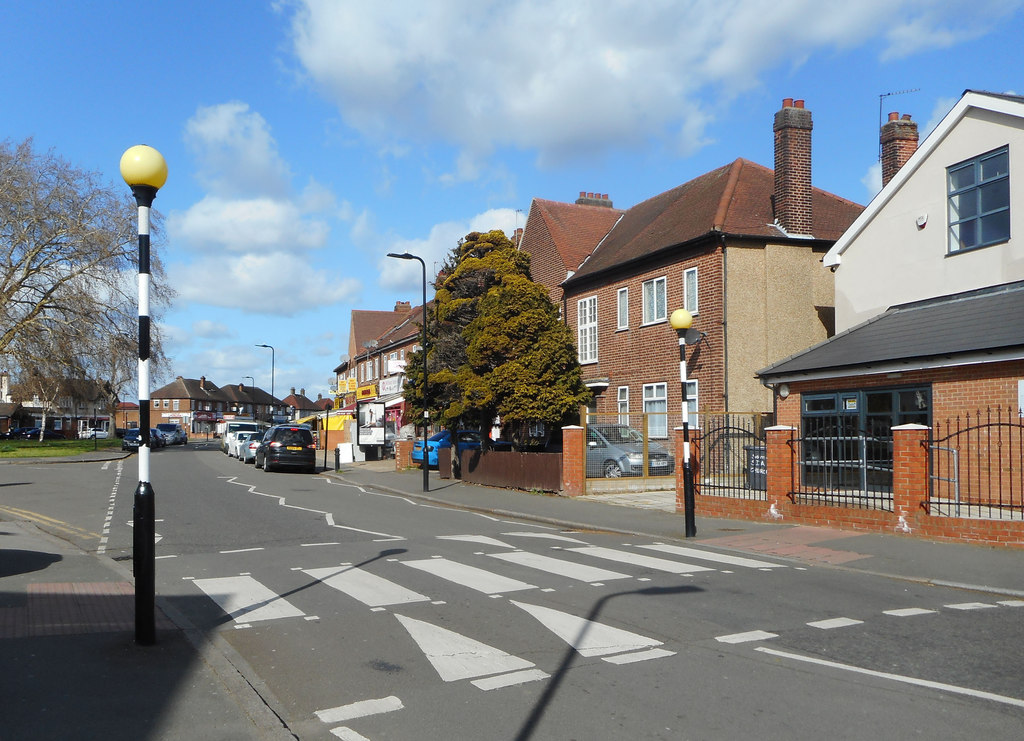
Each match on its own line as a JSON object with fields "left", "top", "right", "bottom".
{"left": 782, "top": 97, "right": 794, "bottom": 108}
{"left": 579, "top": 191, "right": 586, "bottom": 198}
{"left": 888, "top": 111, "right": 899, "bottom": 121}
{"left": 794, "top": 99, "right": 805, "bottom": 108}
{"left": 901, "top": 113, "right": 912, "bottom": 121}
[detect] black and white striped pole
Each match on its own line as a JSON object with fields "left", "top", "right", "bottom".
{"left": 120, "top": 145, "right": 167, "bottom": 645}
{"left": 670, "top": 308, "right": 697, "bottom": 538}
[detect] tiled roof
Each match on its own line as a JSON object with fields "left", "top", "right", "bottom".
{"left": 567, "top": 159, "right": 862, "bottom": 283}
{"left": 758, "top": 281, "right": 1024, "bottom": 380}
{"left": 527, "top": 198, "right": 624, "bottom": 274}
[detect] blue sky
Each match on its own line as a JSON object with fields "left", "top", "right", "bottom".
{"left": 3, "top": 0, "right": 1023, "bottom": 402}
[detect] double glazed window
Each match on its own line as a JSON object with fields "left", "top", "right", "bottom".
{"left": 643, "top": 382, "right": 668, "bottom": 438}
{"left": 948, "top": 146, "right": 1009, "bottom": 253}
{"left": 642, "top": 277, "right": 666, "bottom": 325}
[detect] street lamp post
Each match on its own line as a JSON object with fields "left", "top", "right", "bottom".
{"left": 669, "top": 308, "right": 698, "bottom": 538}
{"left": 120, "top": 144, "right": 168, "bottom": 645}
{"left": 256, "top": 344, "right": 275, "bottom": 421}
{"left": 386, "top": 252, "right": 429, "bottom": 493}
{"left": 243, "top": 375, "right": 255, "bottom": 417}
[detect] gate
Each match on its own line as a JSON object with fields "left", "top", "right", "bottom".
{"left": 929, "top": 407, "right": 1024, "bottom": 519}
{"left": 699, "top": 413, "right": 768, "bottom": 499}
{"left": 790, "top": 416, "right": 894, "bottom": 511}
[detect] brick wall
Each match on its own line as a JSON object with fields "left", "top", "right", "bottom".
{"left": 773, "top": 99, "right": 813, "bottom": 235}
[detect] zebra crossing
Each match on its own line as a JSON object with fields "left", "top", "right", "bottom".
{"left": 188, "top": 533, "right": 785, "bottom": 683}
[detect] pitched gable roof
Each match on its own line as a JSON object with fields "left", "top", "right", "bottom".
{"left": 758, "top": 280, "right": 1024, "bottom": 381}
{"left": 524, "top": 197, "right": 624, "bottom": 275}
{"left": 825, "top": 90, "right": 1024, "bottom": 268}
{"left": 349, "top": 308, "right": 410, "bottom": 358}
{"left": 566, "top": 159, "right": 862, "bottom": 284}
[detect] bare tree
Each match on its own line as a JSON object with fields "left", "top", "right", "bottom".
{"left": 0, "top": 138, "right": 174, "bottom": 404}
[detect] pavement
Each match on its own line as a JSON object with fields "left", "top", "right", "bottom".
{"left": 2, "top": 450, "right": 1022, "bottom": 740}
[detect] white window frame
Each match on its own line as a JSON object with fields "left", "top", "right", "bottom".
{"left": 643, "top": 382, "right": 668, "bottom": 438}
{"left": 577, "top": 296, "right": 598, "bottom": 364}
{"left": 617, "top": 386, "right": 629, "bottom": 425}
{"left": 683, "top": 267, "right": 698, "bottom": 315}
{"left": 173, "top": 399, "right": 180, "bottom": 411}
{"left": 642, "top": 277, "right": 667, "bottom": 325}
{"left": 616, "top": 287, "right": 629, "bottom": 330}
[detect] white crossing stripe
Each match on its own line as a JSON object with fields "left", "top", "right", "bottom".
{"left": 510, "top": 600, "right": 665, "bottom": 658}
{"left": 330, "top": 728, "right": 371, "bottom": 741}
{"left": 192, "top": 575, "right": 305, "bottom": 623}
{"left": 395, "top": 614, "right": 543, "bottom": 682}
{"left": 807, "top": 617, "right": 863, "bottom": 630}
{"left": 403, "top": 558, "right": 536, "bottom": 594}
{"left": 304, "top": 566, "right": 430, "bottom": 608}
{"left": 438, "top": 534, "right": 515, "bottom": 548}
{"left": 946, "top": 602, "right": 997, "bottom": 610}
{"left": 567, "top": 545, "right": 715, "bottom": 574}
{"left": 487, "top": 550, "right": 630, "bottom": 582}
{"left": 471, "top": 669, "right": 550, "bottom": 691}
{"left": 504, "top": 532, "right": 588, "bottom": 543}
{"left": 316, "top": 696, "right": 404, "bottom": 724}
{"left": 639, "top": 544, "right": 785, "bottom": 569}
{"left": 603, "top": 648, "right": 676, "bottom": 664}
{"left": 716, "top": 630, "right": 778, "bottom": 644}
{"left": 884, "top": 607, "right": 938, "bottom": 617}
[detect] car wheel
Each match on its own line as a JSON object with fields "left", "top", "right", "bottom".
{"left": 263, "top": 457, "right": 273, "bottom": 472}
{"left": 603, "top": 461, "right": 624, "bottom": 478}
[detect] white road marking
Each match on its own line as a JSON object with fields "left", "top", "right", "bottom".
{"left": 567, "top": 545, "right": 715, "bottom": 574}
{"left": 220, "top": 547, "right": 264, "bottom": 554}
{"left": 504, "top": 532, "right": 587, "bottom": 543}
{"left": 639, "top": 544, "right": 785, "bottom": 569}
{"left": 603, "top": 648, "right": 676, "bottom": 664}
{"left": 884, "top": 608, "right": 938, "bottom": 617}
{"left": 510, "top": 600, "right": 665, "bottom": 658}
{"left": 304, "top": 565, "right": 431, "bottom": 607}
{"left": 192, "top": 575, "right": 305, "bottom": 623}
{"left": 946, "top": 602, "right": 997, "bottom": 610}
{"left": 316, "top": 695, "right": 404, "bottom": 724}
{"left": 756, "top": 646, "right": 1024, "bottom": 709}
{"left": 395, "top": 614, "right": 539, "bottom": 682}
{"left": 403, "top": 558, "right": 536, "bottom": 594}
{"left": 999, "top": 600, "right": 1024, "bottom": 607}
{"left": 487, "top": 550, "right": 630, "bottom": 583}
{"left": 716, "top": 630, "right": 779, "bottom": 644}
{"left": 330, "top": 728, "right": 371, "bottom": 741}
{"left": 807, "top": 617, "right": 864, "bottom": 629}
{"left": 438, "top": 534, "right": 515, "bottom": 548}
{"left": 471, "top": 669, "right": 550, "bottom": 690}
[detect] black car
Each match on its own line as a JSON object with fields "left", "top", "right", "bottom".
{"left": 19, "top": 427, "right": 64, "bottom": 440}
{"left": 255, "top": 425, "right": 317, "bottom": 473}
{"left": 122, "top": 429, "right": 142, "bottom": 451}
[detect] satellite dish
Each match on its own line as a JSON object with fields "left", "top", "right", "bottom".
{"left": 684, "top": 328, "right": 702, "bottom": 345}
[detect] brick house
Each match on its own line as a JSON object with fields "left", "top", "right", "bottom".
{"left": 754, "top": 90, "right": 1024, "bottom": 539}
{"left": 150, "top": 376, "right": 283, "bottom": 434}
{"left": 521, "top": 98, "right": 863, "bottom": 433}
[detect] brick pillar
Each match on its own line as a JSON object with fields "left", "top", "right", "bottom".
{"left": 562, "top": 426, "right": 585, "bottom": 497}
{"left": 395, "top": 439, "right": 413, "bottom": 471}
{"left": 892, "top": 424, "right": 930, "bottom": 526}
{"left": 765, "top": 426, "right": 795, "bottom": 514}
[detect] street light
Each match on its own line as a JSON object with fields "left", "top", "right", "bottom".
{"left": 243, "top": 375, "right": 255, "bottom": 417}
{"left": 387, "top": 251, "right": 429, "bottom": 493}
{"left": 120, "top": 144, "right": 167, "bottom": 645}
{"left": 256, "top": 344, "right": 274, "bottom": 421}
{"left": 670, "top": 308, "right": 698, "bottom": 538}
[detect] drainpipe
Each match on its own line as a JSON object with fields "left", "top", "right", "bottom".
{"left": 720, "top": 233, "right": 729, "bottom": 411}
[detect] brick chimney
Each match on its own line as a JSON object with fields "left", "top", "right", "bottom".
{"left": 773, "top": 98, "right": 813, "bottom": 235}
{"left": 394, "top": 300, "right": 411, "bottom": 312}
{"left": 574, "top": 191, "right": 614, "bottom": 208}
{"left": 880, "top": 112, "right": 919, "bottom": 187}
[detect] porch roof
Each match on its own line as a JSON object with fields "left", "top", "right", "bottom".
{"left": 758, "top": 280, "right": 1024, "bottom": 383}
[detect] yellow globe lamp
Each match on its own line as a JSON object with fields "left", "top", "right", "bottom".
{"left": 669, "top": 308, "right": 693, "bottom": 331}
{"left": 119, "top": 145, "right": 168, "bottom": 189}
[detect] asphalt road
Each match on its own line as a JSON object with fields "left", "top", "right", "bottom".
{"left": 4, "top": 444, "right": 1023, "bottom": 740}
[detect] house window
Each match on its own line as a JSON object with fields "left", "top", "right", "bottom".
{"left": 173, "top": 399, "right": 180, "bottom": 411}
{"left": 577, "top": 296, "right": 598, "bottom": 363}
{"left": 617, "top": 386, "right": 629, "bottom": 424}
{"left": 643, "top": 382, "right": 668, "bottom": 438}
{"left": 683, "top": 267, "right": 698, "bottom": 314}
{"left": 616, "top": 288, "right": 629, "bottom": 330}
{"left": 642, "top": 277, "right": 667, "bottom": 324}
{"left": 948, "top": 146, "right": 1009, "bottom": 253}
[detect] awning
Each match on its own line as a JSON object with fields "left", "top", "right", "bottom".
{"left": 384, "top": 395, "right": 405, "bottom": 408}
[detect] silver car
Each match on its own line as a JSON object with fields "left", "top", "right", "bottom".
{"left": 586, "top": 424, "right": 675, "bottom": 478}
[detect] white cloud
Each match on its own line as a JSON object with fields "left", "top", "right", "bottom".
{"left": 192, "top": 320, "right": 234, "bottom": 339}
{"left": 284, "top": 1, "right": 1020, "bottom": 170}
{"left": 169, "top": 254, "right": 362, "bottom": 315}
{"left": 377, "top": 208, "right": 520, "bottom": 292}
{"left": 861, "top": 161, "right": 882, "bottom": 200}
{"left": 169, "top": 195, "right": 330, "bottom": 252}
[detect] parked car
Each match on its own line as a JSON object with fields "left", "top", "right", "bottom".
{"left": 78, "top": 428, "right": 109, "bottom": 439}
{"left": 239, "top": 436, "right": 260, "bottom": 464}
{"left": 150, "top": 428, "right": 167, "bottom": 448}
{"left": 254, "top": 425, "right": 317, "bottom": 473}
{"left": 19, "top": 427, "right": 64, "bottom": 440}
{"left": 122, "top": 429, "right": 142, "bottom": 451}
{"left": 155, "top": 423, "right": 187, "bottom": 445}
{"left": 221, "top": 420, "right": 264, "bottom": 454}
{"left": 411, "top": 430, "right": 483, "bottom": 467}
{"left": 229, "top": 431, "right": 258, "bottom": 458}
{"left": 585, "top": 424, "right": 675, "bottom": 478}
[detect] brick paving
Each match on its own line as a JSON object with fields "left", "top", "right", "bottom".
{"left": 707, "top": 526, "right": 871, "bottom": 564}
{"left": 0, "top": 581, "right": 175, "bottom": 639}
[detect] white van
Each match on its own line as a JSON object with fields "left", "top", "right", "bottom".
{"left": 221, "top": 420, "right": 264, "bottom": 454}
